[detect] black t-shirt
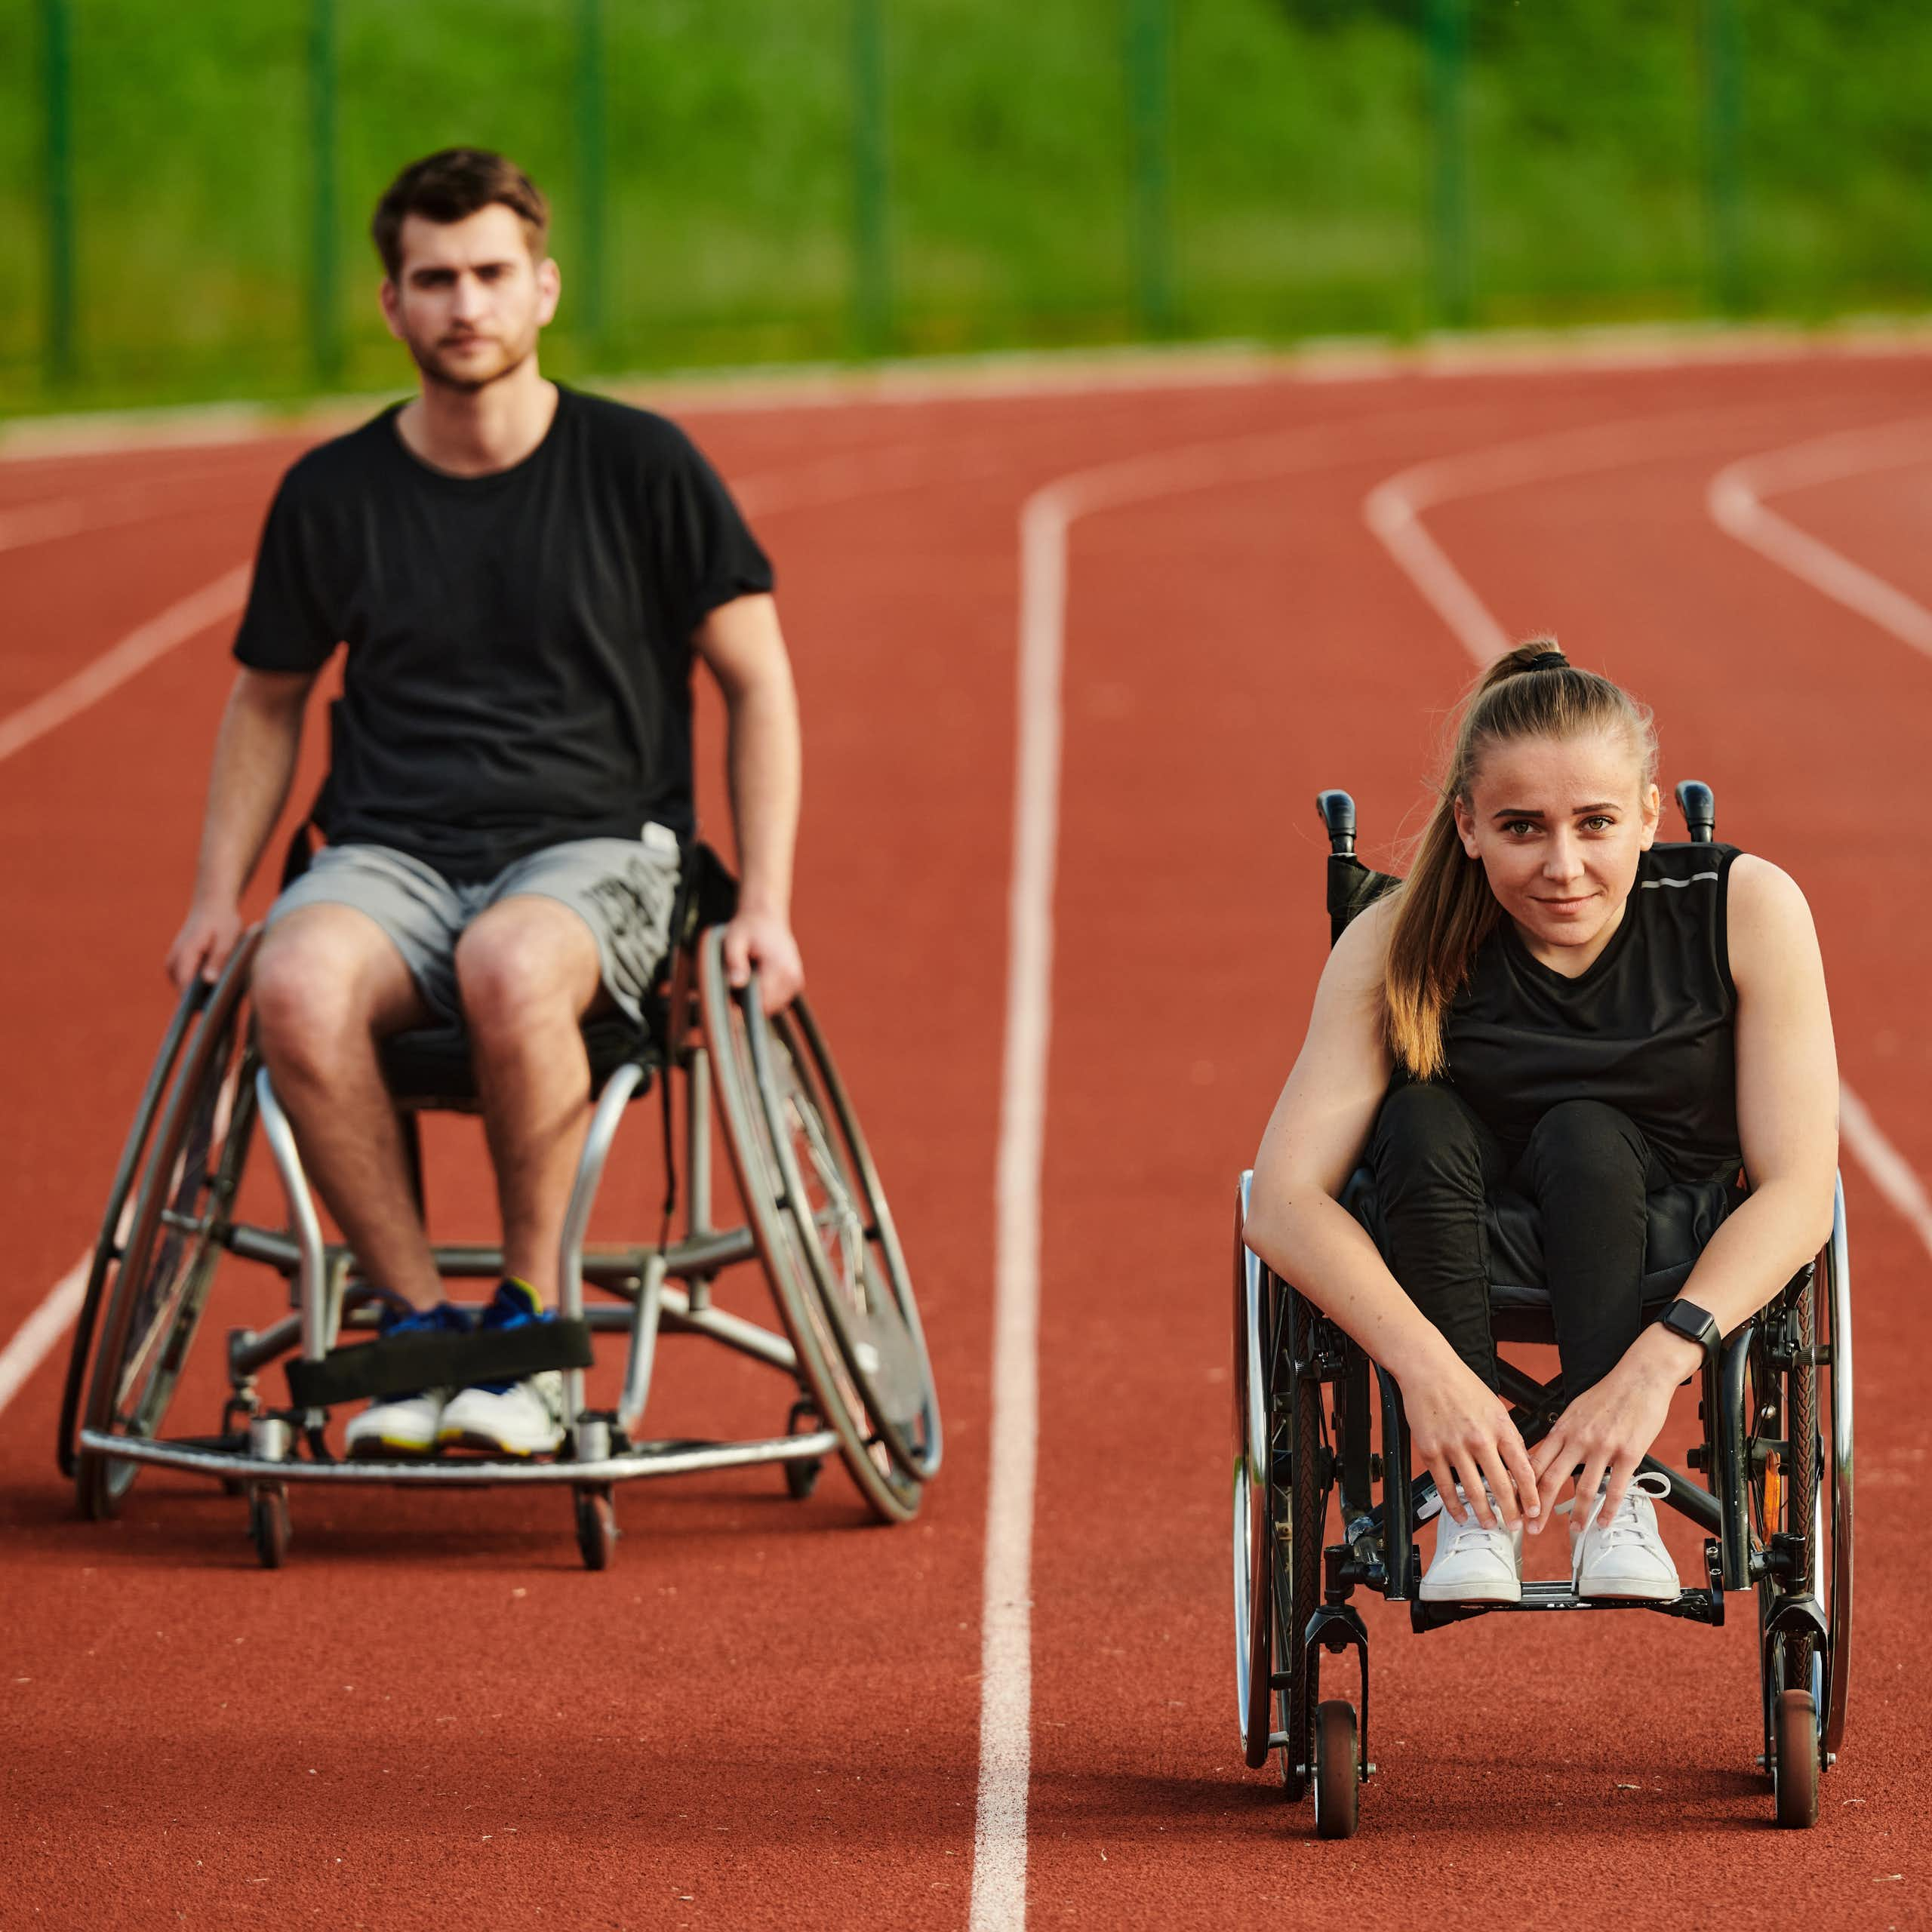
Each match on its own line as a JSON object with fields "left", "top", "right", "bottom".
{"left": 1440, "top": 841, "right": 1745, "bottom": 1182}
{"left": 232, "top": 384, "right": 774, "bottom": 881}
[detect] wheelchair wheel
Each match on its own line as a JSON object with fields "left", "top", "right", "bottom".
{"left": 574, "top": 1486, "right": 617, "bottom": 1570}
{"left": 248, "top": 1483, "right": 290, "bottom": 1570}
{"left": 1231, "top": 1174, "right": 1323, "bottom": 1800}
{"left": 783, "top": 1400, "right": 825, "bottom": 1500}
{"left": 75, "top": 937, "right": 260, "bottom": 1522}
{"left": 1772, "top": 1689, "right": 1820, "bottom": 1829}
{"left": 1819, "top": 1181, "right": 1854, "bottom": 1758}
{"left": 699, "top": 929, "right": 934, "bottom": 1524}
{"left": 1312, "top": 1700, "right": 1361, "bottom": 1840}
{"left": 57, "top": 974, "right": 208, "bottom": 1479}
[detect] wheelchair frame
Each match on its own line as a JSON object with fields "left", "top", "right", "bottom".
{"left": 1232, "top": 785, "right": 1852, "bottom": 1837}
{"left": 58, "top": 848, "right": 943, "bottom": 1569}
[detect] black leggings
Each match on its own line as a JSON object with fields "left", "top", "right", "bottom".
{"left": 1366, "top": 1084, "right": 1670, "bottom": 1398}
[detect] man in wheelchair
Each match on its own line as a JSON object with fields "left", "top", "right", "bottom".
{"left": 164, "top": 148, "right": 802, "bottom": 1460}
{"left": 1244, "top": 641, "right": 1838, "bottom": 1604}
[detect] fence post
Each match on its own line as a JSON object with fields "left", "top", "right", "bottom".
{"left": 576, "top": 0, "right": 608, "bottom": 358}
{"left": 41, "top": 0, "right": 76, "bottom": 388}
{"left": 309, "top": 0, "right": 340, "bottom": 388}
{"left": 1700, "top": 0, "right": 1743, "bottom": 315}
{"left": 1124, "top": 0, "right": 1174, "bottom": 337}
{"left": 1425, "top": 0, "right": 1471, "bottom": 329}
{"left": 850, "top": 0, "right": 891, "bottom": 356}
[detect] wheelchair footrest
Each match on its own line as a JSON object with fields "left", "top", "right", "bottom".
{"left": 1411, "top": 1583, "right": 1723, "bottom": 1632}
{"left": 285, "top": 1321, "right": 595, "bottom": 1408}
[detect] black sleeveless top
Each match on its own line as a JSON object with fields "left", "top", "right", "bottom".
{"left": 1441, "top": 841, "right": 1744, "bottom": 1183}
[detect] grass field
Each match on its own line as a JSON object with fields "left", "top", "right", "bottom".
{"left": 2, "top": 0, "right": 1931, "bottom": 409}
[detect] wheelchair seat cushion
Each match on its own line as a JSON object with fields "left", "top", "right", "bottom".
{"left": 380, "top": 1011, "right": 662, "bottom": 1112}
{"left": 1342, "top": 1165, "right": 1740, "bottom": 1339}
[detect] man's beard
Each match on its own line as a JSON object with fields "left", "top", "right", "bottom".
{"left": 405, "top": 325, "right": 537, "bottom": 394}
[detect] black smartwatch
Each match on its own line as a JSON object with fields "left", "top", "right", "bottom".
{"left": 1659, "top": 1298, "right": 1721, "bottom": 1362}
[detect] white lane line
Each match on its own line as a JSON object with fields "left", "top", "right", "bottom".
{"left": 0, "top": 466, "right": 263, "bottom": 558}
{"left": 0, "top": 1257, "right": 87, "bottom": 1420}
{"left": 1362, "top": 399, "right": 1884, "bottom": 669}
{"left": 1839, "top": 1089, "right": 1932, "bottom": 1261}
{"left": 1362, "top": 414, "right": 1932, "bottom": 1263}
{"left": 1708, "top": 415, "right": 1932, "bottom": 663}
{"left": 0, "top": 565, "right": 251, "bottom": 769}
{"left": 972, "top": 406, "right": 1493, "bottom": 1930}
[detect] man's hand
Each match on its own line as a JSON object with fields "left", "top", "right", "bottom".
{"left": 723, "top": 909, "right": 804, "bottom": 1014}
{"left": 167, "top": 899, "right": 246, "bottom": 990}
{"left": 1526, "top": 1324, "right": 1698, "bottom": 1531}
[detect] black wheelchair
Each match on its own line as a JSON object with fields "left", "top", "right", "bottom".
{"left": 57, "top": 838, "right": 942, "bottom": 1568}
{"left": 1232, "top": 783, "right": 1852, "bottom": 1835}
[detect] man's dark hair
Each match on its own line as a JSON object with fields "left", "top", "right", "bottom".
{"left": 371, "top": 149, "right": 550, "bottom": 279}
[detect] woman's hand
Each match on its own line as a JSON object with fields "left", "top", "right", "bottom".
{"left": 1527, "top": 1325, "right": 1700, "bottom": 1529}
{"left": 1401, "top": 1346, "right": 1541, "bottom": 1531}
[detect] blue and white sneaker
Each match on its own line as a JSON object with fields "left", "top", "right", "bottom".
{"left": 343, "top": 1300, "right": 472, "bottom": 1458}
{"left": 437, "top": 1279, "right": 568, "bottom": 1457}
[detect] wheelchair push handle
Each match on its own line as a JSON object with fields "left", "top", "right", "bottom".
{"left": 1315, "top": 789, "right": 1358, "bottom": 857}
{"left": 1674, "top": 779, "right": 1716, "bottom": 844}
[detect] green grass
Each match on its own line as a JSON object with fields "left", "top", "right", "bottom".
{"left": 3, "top": 0, "right": 1932, "bottom": 411}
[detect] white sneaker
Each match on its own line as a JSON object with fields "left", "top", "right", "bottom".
{"left": 1571, "top": 1472, "right": 1680, "bottom": 1600}
{"left": 346, "top": 1390, "right": 448, "bottom": 1457}
{"left": 1419, "top": 1487, "right": 1524, "bottom": 1603}
{"left": 437, "top": 1372, "right": 567, "bottom": 1457}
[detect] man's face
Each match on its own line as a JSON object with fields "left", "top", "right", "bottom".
{"left": 380, "top": 204, "right": 561, "bottom": 392}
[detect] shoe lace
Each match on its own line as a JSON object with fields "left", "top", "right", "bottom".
{"left": 1441, "top": 1492, "right": 1514, "bottom": 1555}
{"left": 1569, "top": 1471, "right": 1672, "bottom": 1545}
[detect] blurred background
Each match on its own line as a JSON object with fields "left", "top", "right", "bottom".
{"left": 3, "top": 0, "right": 1931, "bottom": 414}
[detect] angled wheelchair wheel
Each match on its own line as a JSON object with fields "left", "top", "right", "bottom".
{"left": 76, "top": 936, "right": 260, "bottom": 1521}
{"left": 57, "top": 974, "right": 208, "bottom": 1479}
{"left": 697, "top": 928, "right": 934, "bottom": 1524}
{"left": 1231, "top": 1174, "right": 1324, "bottom": 1801}
{"left": 1819, "top": 1180, "right": 1854, "bottom": 1758}
{"left": 1749, "top": 1188, "right": 1851, "bottom": 1798}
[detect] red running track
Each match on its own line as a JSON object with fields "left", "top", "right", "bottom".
{"left": 2, "top": 352, "right": 1929, "bottom": 1929}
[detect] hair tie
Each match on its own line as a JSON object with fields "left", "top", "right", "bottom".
{"left": 1521, "top": 651, "right": 1567, "bottom": 672}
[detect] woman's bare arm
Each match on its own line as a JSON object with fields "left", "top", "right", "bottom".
{"left": 1528, "top": 855, "right": 1838, "bottom": 1518}
{"left": 1244, "top": 895, "right": 1541, "bottom": 1527}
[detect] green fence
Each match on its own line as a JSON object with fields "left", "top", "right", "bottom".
{"left": 5, "top": 0, "right": 1932, "bottom": 412}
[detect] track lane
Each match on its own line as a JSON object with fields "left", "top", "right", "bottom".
{"left": 1026, "top": 360, "right": 1932, "bottom": 1925}
{"left": 0, "top": 377, "right": 1395, "bottom": 1930}
{"left": 3, "top": 355, "right": 1930, "bottom": 1927}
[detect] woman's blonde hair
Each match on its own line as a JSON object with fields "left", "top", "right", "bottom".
{"left": 1383, "top": 638, "right": 1658, "bottom": 1080}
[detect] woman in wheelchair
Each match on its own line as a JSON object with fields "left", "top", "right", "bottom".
{"left": 1244, "top": 639, "right": 1838, "bottom": 1606}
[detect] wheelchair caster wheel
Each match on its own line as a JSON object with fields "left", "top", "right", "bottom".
{"left": 1772, "top": 1690, "right": 1820, "bottom": 1829}
{"left": 1312, "top": 1700, "right": 1360, "bottom": 1840}
{"left": 783, "top": 1401, "right": 824, "bottom": 1500}
{"left": 574, "top": 1487, "right": 617, "bottom": 1571}
{"left": 247, "top": 1485, "right": 290, "bottom": 1570}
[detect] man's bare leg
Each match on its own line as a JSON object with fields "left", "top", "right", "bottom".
{"left": 251, "top": 906, "right": 441, "bottom": 1309}
{"left": 454, "top": 896, "right": 603, "bottom": 1301}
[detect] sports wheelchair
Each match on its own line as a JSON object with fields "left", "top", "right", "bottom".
{"left": 1232, "top": 783, "right": 1851, "bottom": 1836}
{"left": 57, "top": 838, "right": 942, "bottom": 1569}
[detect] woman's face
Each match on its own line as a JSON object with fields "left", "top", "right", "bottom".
{"left": 1453, "top": 727, "right": 1660, "bottom": 964}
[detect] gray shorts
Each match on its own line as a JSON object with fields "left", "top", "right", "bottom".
{"left": 267, "top": 831, "right": 682, "bottom": 1028}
